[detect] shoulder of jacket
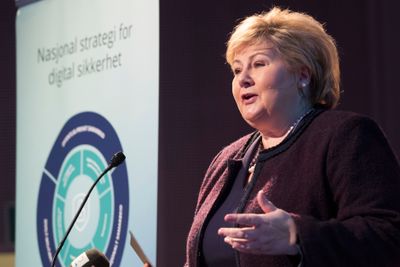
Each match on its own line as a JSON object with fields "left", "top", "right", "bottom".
{"left": 313, "top": 109, "right": 380, "bottom": 131}
{"left": 219, "top": 131, "right": 258, "bottom": 159}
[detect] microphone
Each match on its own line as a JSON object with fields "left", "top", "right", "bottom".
{"left": 69, "top": 248, "right": 109, "bottom": 267}
{"left": 51, "top": 151, "right": 126, "bottom": 267}
{"left": 109, "top": 151, "right": 126, "bottom": 168}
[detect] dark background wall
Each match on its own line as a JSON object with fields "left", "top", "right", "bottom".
{"left": 1, "top": 0, "right": 400, "bottom": 266}
{"left": 0, "top": 0, "right": 16, "bottom": 253}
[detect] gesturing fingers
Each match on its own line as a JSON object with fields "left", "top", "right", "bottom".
{"left": 218, "top": 226, "right": 257, "bottom": 240}
{"left": 219, "top": 213, "right": 272, "bottom": 243}
{"left": 219, "top": 229, "right": 275, "bottom": 255}
{"left": 218, "top": 206, "right": 299, "bottom": 255}
{"left": 224, "top": 213, "right": 267, "bottom": 227}
{"left": 231, "top": 239, "right": 273, "bottom": 254}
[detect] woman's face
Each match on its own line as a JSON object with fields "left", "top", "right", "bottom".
{"left": 231, "top": 41, "right": 305, "bottom": 134}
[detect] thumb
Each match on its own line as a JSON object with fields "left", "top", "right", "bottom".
{"left": 257, "top": 190, "right": 277, "bottom": 213}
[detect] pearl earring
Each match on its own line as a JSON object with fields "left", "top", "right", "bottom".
{"left": 301, "top": 82, "right": 307, "bottom": 88}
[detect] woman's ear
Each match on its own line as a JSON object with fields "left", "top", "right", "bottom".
{"left": 297, "top": 66, "right": 311, "bottom": 89}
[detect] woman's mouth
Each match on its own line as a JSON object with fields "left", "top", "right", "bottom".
{"left": 241, "top": 93, "right": 257, "bottom": 104}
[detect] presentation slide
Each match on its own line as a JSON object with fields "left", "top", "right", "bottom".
{"left": 15, "top": 0, "right": 159, "bottom": 266}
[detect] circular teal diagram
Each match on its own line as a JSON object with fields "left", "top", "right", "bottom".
{"left": 37, "top": 112, "right": 129, "bottom": 267}
{"left": 53, "top": 145, "right": 113, "bottom": 263}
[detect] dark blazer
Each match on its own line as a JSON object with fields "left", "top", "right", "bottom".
{"left": 185, "top": 109, "right": 400, "bottom": 267}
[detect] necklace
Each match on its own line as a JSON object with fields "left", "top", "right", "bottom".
{"left": 286, "top": 108, "right": 314, "bottom": 137}
{"left": 248, "top": 108, "right": 314, "bottom": 174}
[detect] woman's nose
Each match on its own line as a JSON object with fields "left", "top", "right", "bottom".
{"left": 238, "top": 69, "right": 255, "bottom": 88}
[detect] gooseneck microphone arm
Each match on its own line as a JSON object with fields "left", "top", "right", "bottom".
{"left": 51, "top": 151, "right": 126, "bottom": 267}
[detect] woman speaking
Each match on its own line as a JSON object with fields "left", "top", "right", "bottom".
{"left": 185, "top": 7, "right": 400, "bottom": 267}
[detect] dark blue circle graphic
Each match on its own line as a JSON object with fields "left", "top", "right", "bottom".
{"left": 36, "top": 112, "right": 129, "bottom": 267}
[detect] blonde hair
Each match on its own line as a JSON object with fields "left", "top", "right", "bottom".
{"left": 226, "top": 7, "right": 340, "bottom": 108}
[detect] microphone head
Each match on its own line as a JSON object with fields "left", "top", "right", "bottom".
{"left": 70, "top": 248, "right": 109, "bottom": 267}
{"left": 109, "top": 151, "right": 126, "bottom": 167}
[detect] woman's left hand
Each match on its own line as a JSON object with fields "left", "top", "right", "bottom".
{"left": 218, "top": 190, "right": 299, "bottom": 255}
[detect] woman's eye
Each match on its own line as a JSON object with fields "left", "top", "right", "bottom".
{"left": 253, "top": 61, "right": 265, "bottom": 67}
{"left": 233, "top": 68, "right": 241, "bottom": 75}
